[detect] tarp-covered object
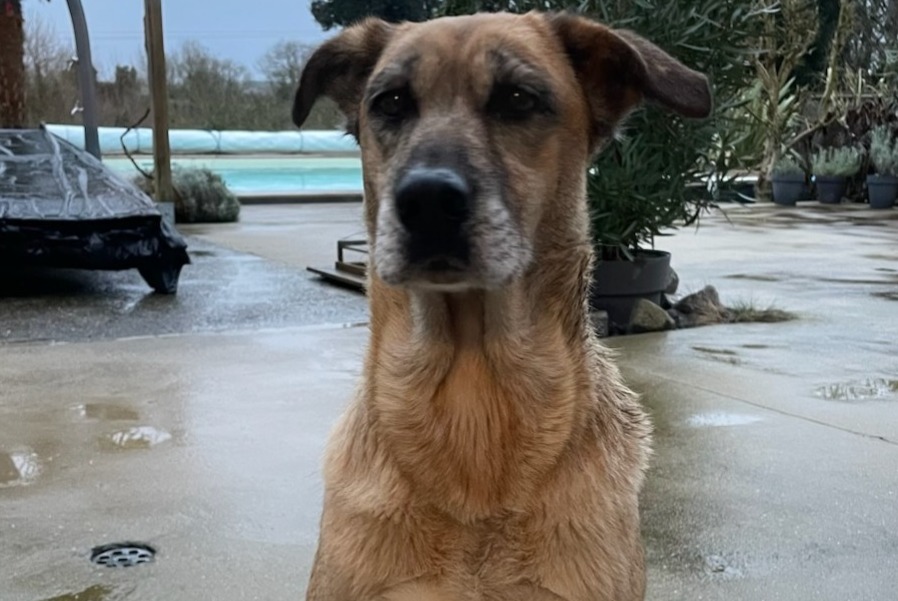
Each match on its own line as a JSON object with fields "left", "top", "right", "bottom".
{"left": 0, "top": 127, "right": 190, "bottom": 293}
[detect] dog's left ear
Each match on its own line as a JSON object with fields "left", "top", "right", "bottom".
{"left": 292, "top": 18, "right": 395, "bottom": 133}
{"left": 547, "top": 13, "right": 712, "bottom": 143}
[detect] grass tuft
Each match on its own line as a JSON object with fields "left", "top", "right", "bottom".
{"left": 726, "top": 300, "right": 797, "bottom": 324}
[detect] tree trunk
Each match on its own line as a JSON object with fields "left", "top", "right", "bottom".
{"left": 0, "top": 0, "right": 26, "bottom": 128}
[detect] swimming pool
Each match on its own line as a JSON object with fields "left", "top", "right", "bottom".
{"left": 104, "top": 156, "right": 363, "bottom": 196}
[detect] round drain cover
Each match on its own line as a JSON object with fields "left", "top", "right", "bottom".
{"left": 90, "top": 542, "right": 156, "bottom": 568}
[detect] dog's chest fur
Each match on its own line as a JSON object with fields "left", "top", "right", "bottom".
{"left": 319, "top": 396, "right": 642, "bottom": 601}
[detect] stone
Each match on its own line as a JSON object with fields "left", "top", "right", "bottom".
{"left": 673, "top": 285, "right": 727, "bottom": 328}
{"left": 628, "top": 299, "right": 676, "bottom": 334}
{"left": 666, "top": 268, "right": 680, "bottom": 295}
{"left": 590, "top": 310, "right": 609, "bottom": 338}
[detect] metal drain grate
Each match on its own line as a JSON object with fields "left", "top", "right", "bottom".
{"left": 90, "top": 542, "right": 156, "bottom": 568}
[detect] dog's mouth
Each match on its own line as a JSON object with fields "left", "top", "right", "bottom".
{"left": 412, "top": 256, "right": 473, "bottom": 288}
{"left": 380, "top": 253, "right": 475, "bottom": 291}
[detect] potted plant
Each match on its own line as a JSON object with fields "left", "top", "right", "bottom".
{"left": 577, "top": 0, "right": 762, "bottom": 331}
{"left": 812, "top": 146, "right": 861, "bottom": 204}
{"left": 867, "top": 125, "right": 898, "bottom": 209}
{"left": 439, "top": 1, "right": 764, "bottom": 332}
{"left": 587, "top": 130, "right": 715, "bottom": 328}
{"left": 770, "top": 154, "right": 806, "bottom": 206}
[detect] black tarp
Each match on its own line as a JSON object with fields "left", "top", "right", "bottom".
{"left": 0, "top": 127, "right": 189, "bottom": 293}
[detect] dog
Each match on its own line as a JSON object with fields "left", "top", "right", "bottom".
{"left": 292, "top": 11, "right": 711, "bottom": 600}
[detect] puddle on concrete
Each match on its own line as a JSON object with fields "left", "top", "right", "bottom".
{"left": 41, "top": 585, "right": 113, "bottom": 601}
{"left": 74, "top": 403, "right": 140, "bottom": 421}
{"left": 692, "top": 346, "right": 738, "bottom": 356}
{"left": 874, "top": 267, "right": 897, "bottom": 273}
{"left": 687, "top": 413, "right": 763, "bottom": 428}
{"left": 0, "top": 449, "right": 41, "bottom": 487}
{"left": 740, "top": 343, "right": 770, "bottom": 349}
{"left": 692, "top": 346, "right": 742, "bottom": 365}
{"left": 816, "top": 276, "right": 897, "bottom": 285}
{"left": 871, "top": 290, "right": 898, "bottom": 301}
{"left": 100, "top": 426, "right": 172, "bottom": 450}
{"left": 814, "top": 379, "right": 898, "bottom": 402}
{"left": 724, "top": 274, "right": 782, "bottom": 282}
{"left": 849, "top": 220, "right": 889, "bottom": 227}
{"left": 864, "top": 253, "right": 898, "bottom": 262}
{"left": 703, "top": 553, "right": 745, "bottom": 579}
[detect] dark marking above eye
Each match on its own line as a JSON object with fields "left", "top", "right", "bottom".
{"left": 364, "top": 54, "right": 420, "bottom": 124}
{"left": 487, "top": 50, "right": 557, "bottom": 121}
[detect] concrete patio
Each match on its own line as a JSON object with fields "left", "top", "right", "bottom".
{"left": 1, "top": 202, "right": 896, "bottom": 600}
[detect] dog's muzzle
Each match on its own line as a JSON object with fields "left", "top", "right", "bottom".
{"left": 394, "top": 167, "right": 472, "bottom": 273}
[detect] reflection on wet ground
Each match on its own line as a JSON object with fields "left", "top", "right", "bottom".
{"left": 99, "top": 426, "right": 173, "bottom": 451}
{"left": 75, "top": 404, "right": 140, "bottom": 422}
{"left": 629, "top": 366, "right": 898, "bottom": 600}
{"left": 40, "top": 585, "right": 113, "bottom": 601}
{"left": 691, "top": 346, "right": 742, "bottom": 365}
{"left": 3, "top": 203, "right": 898, "bottom": 600}
{"left": 725, "top": 273, "right": 782, "bottom": 282}
{"left": 0, "top": 449, "right": 41, "bottom": 486}
{"left": 686, "top": 412, "right": 764, "bottom": 427}
{"left": 692, "top": 346, "right": 738, "bottom": 356}
{"left": 0, "top": 238, "right": 368, "bottom": 345}
{"left": 814, "top": 379, "right": 898, "bottom": 402}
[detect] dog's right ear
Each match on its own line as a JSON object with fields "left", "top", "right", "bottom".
{"left": 292, "top": 18, "right": 395, "bottom": 134}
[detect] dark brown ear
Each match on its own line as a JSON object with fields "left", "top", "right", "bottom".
{"left": 547, "top": 13, "right": 712, "bottom": 141}
{"left": 292, "top": 18, "right": 395, "bottom": 133}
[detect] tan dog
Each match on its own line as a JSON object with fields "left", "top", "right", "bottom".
{"left": 293, "top": 11, "right": 711, "bottom": 601}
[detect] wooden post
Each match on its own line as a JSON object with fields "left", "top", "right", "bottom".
{"left": 143, "top": 0, "right": 173, "bottom": 207}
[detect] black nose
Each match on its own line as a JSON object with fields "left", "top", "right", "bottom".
{"left": 394, "top": 168, "right": 471, "bottom": 235}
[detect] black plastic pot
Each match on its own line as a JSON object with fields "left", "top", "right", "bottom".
{"left": 815, "top": 176, "right": 848, "bottom": 204}
{"left": 867, "top": 175, "right": 898, "bottom": 209}
{"left": 771, "top": 174, "right": 804, "bottom": 206}
{"left": 590, "top": 250, "right": 671, "bottom": 328}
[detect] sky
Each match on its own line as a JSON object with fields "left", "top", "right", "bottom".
{"left": 32, "top": 0, "right": 331, "bottom": 78}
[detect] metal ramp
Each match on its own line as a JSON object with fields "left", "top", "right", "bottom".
{"left": 306, "top": 239, "right": 367, "bottom": 292}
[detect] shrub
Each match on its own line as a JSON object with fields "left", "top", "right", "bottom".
{"left": 811, "top": 146, "right": 862, "bottom": 177}
{"left": 585, "top": 0, "right": 765, "bottom": 259}
{"left": 136, "top": 167, "right": 240, "bottom": 223}
{"left": 869, "top": 125, "right": 898, "bottom": 177}
{"left": 771, "top": 154, "right": 804, "bottom": 176}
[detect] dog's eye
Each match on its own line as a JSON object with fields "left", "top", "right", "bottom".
{"left": 488, "top": 85, "right": 540, "bottom": 120}
{"left": 371, "top": 88, "right": 415, "bottom": 121}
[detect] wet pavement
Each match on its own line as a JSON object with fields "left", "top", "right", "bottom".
{"left": 0, "top": 204, "right": 368, "bottom": 344}
{"left": 2, "top": 202, "right": 897, "bottom": 600}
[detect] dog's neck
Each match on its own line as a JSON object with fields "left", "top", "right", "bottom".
{"left": 363, "top": 242, "right": 597, "bottom": 519}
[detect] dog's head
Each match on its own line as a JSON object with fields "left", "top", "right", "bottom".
{"left": 294, "top": 12, "right": 711, "bottom": 292}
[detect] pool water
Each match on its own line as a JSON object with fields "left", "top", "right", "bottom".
{"left": 104, "top": 156, "right": 363, "bottom": 196}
